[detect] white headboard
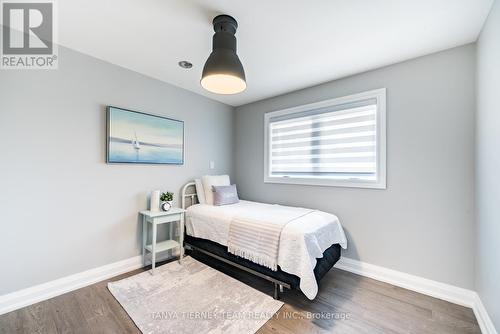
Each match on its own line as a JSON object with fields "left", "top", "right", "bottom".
{"left": 181, "top": 181, "right": 198, "bottom": 210}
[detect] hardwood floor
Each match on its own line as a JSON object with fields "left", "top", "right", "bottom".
{"left": 0, "top": 256, "right": 481, "bottom": 334}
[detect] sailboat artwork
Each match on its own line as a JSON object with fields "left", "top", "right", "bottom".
{"left": 132, "top": 131, "right": 141, "bottom": 160}
{"left": 132, "top": 131, "right": 141, "bottom": 150}
{"left": 106, "top": 106, "right": 184, "bottom": 164}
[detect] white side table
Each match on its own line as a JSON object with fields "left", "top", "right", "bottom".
{"left": 140, "top": 208, "right": 185, "bottom": 274}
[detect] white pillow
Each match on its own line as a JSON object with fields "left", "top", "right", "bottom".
{"left": 202, "top": 175, "right": 230, "bottom": 205}
{"left": 194, "top": 179, "right": 206, "bottom": 204}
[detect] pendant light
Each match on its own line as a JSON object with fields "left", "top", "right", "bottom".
{"left": 201, "top": 15, "right": 246, "bottom": 94}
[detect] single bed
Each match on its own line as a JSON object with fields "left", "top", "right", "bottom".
{"left": 181, "top": 180, "right": 347, "bottom": 299}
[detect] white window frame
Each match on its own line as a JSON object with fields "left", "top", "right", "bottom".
{"left": 264, "top": 88, "right": 386, "bottom": 189}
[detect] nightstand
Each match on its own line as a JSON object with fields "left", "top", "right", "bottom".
{"left": 140, "top": 208, "right": 185, "bottom": 274}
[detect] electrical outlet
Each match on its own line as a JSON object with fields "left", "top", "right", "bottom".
{"left": 209, "top": 160, "right": 215, "bottom": 169}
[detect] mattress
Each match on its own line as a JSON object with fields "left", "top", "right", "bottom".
{"left": 186, "top": 200, "right": 347, "bottom": 247}
{"left": 185, "top": 200, "right": 347, "bottom": 299}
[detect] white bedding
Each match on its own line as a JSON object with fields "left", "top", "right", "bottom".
{"left": 185, "top": 200, "right": 347, "bottom": 299}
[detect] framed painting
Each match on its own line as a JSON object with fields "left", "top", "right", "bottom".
{"left": 106, "top": 106, "right": 184, "bottom": 164}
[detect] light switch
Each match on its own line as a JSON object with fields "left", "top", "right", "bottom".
{"left": 209, "top": 160, "right": 215, "bottom": 169}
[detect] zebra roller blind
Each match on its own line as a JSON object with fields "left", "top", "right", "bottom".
{"left": 265, "top": 89, "right": 386, "bottom": 188}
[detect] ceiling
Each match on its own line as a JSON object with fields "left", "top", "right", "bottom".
{"left": 59, "top": 0, "right": 493, "bottom": 106}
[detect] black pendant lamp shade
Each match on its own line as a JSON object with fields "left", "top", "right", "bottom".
{"left": 201, "top": 15, "right": 246, "bottom": 94}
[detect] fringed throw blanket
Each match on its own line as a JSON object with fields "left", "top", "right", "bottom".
{"left": 227, "top": 205, "right": 314, "bottom": 271}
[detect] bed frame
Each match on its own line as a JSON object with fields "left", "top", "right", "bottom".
{"left": 181, "top": 182, "right": 341, "bottom": 300}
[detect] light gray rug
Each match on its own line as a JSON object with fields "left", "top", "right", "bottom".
{"left": 108, "top": 256, "right": 283, "bottom": 334}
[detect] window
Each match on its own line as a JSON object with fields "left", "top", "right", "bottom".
{"left": 264, "top": 88, "right": 386, "bottom": 189}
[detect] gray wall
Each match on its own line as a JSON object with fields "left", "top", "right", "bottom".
{"left": 234, "top": 44, "right": 476, "bottom": 289}
{"left": 0, "top": 47, "right": 233, "bottom": 295}
{"left": 476, "top": 0, "right": 500, "bottom": 328}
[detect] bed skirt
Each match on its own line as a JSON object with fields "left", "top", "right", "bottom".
{"left": 184, "top": 234, "right": 341, "bottom": 290}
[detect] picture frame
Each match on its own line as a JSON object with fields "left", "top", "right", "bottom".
{"left": 106, "top": 106, "right": 184, "bottom": 164}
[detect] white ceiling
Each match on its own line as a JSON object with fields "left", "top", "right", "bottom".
{"left": 59, "top": 0, "right": 493, "bottom": 106}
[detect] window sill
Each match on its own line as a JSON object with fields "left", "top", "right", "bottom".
{"left": 263, "top": 176, "right": 386, "bottom": 189}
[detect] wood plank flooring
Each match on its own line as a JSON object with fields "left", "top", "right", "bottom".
{"left": 0, "top": 256, "right": 481, "bottom": 334}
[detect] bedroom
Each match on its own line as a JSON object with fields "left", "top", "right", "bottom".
{"left": 0, "top": 0, "right": 498, "bottom": 333}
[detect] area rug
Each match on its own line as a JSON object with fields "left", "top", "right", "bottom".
{"left": 108, "top": 256, "right": 283, "bottom": 334}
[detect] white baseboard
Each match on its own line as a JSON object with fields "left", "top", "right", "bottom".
{"left": 336, "top": 257, "right": 497, "bottom": 334}
{"left": 0, "top": 255, "right": 143, "bottom": 316}
{"left": 473, "top": 292, "right": 499, "bottom": 334}
{"left": 335, "top": 257, "right": 476, "bottom": 307}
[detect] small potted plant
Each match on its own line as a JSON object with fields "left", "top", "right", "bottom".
{"left": 160, "top": 192, "right": 174, "bottom": 211}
